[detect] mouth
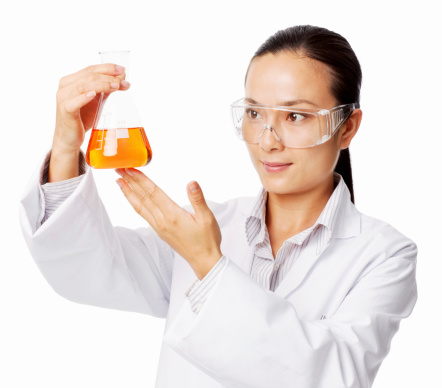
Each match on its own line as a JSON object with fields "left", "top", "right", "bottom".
{"left": 261, "top": 161, "right": 292, "bottom": 173}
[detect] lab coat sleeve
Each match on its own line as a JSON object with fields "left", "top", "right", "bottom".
{"left": 185, "top": 255, "right": 228, "bottom": 313}
{"left": 40, "top": 175, "right": 84, "bottom": 223}
{"left": 20, "top": 162, "right": 174, "bottom": 318}
{"left": 163, "top": 230, "right": 417, "bottom": 388}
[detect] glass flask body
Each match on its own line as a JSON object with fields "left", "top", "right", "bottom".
{"left": 86, "top": 51, "right": 152, "bottom": 169}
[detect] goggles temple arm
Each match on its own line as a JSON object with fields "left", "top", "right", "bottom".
{"left": 334, "top": 104, "right": 358, "bottom": 133}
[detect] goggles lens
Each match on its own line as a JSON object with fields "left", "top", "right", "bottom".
{"left": 230, "top": 99, "right": 358, "bottom": 148}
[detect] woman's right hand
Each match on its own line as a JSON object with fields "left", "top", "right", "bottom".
{"left": 48, "top": 64, "right": 130, "bottom": 182}
{"left": 53, "top": 64, "right": 129, "bottom": 153}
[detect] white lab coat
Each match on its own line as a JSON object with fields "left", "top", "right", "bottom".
{"left": 19, "top": 164, "right": 417, "bottom": 388}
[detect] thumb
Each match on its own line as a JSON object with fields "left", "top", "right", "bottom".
{"left": 187, "top": 181, "right": 209, "bottom": 215}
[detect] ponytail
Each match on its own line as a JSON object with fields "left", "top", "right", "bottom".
{"left": 334, "top": 148, "right": 354, "bottom": 204}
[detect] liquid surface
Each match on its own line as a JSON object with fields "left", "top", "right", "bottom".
{"left": 86, "top": 127, "right": 152, "bottom": 169}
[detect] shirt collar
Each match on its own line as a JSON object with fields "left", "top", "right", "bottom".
{"left": 244, "top": 187, "right": 267, "bottom": 245}
{"left": 245, "top": 173, "right": 345, "bottom": 246}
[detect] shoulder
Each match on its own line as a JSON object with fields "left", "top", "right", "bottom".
{"left": 334, "top": 185, "right": 417, "bottom": 260}
{"left": 355, "top": 208, "right": 417, "bottom": 263}
{"left": 330, "top": 205, "right": 417, "bottom": 296}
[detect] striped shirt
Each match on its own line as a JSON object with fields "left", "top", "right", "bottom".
{"left": 38, "top": 150, "right": 86, "bottom": 224}
{"left": 185, "top": 174, "right": 344, "bottom": 313}
{"left": 38, "top": 151, "right": 344, "bottom": 315}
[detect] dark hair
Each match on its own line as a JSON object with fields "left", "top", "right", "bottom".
{"left": 247, "top": 25, "right": 362, "bottom": 203}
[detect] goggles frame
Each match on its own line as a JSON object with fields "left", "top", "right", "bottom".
{"left": 230, "top": 98, "right": 360, "bottom": 148}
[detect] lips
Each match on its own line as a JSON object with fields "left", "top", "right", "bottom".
{"left": 261, "top": 161, "right": 292, "bottom": 173}
{"left": 263, "top": 161, "right": 292, "bottom": 167}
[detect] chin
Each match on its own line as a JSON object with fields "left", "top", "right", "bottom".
{"left": 260, "top": 176, "right": 299, "bottom": 195}
{"left": 258, "top": 166, "right": 319, "bottom": 195}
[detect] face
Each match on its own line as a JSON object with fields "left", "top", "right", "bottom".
{"left": 244, "top": 51, "right": 353, "bottom": 196}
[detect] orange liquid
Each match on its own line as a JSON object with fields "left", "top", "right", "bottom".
{"left": 86, "top": 127, "right": 152, "bottom": 169}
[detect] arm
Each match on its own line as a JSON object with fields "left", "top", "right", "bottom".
{"left": 163, "top": 236, "right": 417, "bottom": 388}
{"left": 19, "top": 62, "right": 173, "bottom": 315}
{"left": 111, "top": 164, "right": 417, "bottom": 386}
{"left": 20, "top": 163, "right": 174, "bottom": 317}
{"left": 38, "top": 150, "right": 86, "bottom": 224}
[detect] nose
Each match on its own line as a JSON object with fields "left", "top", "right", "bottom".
{"left": 259, "top": 124, "right": 283, "bottom": 151}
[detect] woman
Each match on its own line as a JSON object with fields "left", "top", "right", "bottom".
{"left": 20, "top": 25, "right": 417, "bottom": 387}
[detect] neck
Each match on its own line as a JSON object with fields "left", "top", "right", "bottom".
{"left": 266, "top": 175, "right": 335, "bottom": 237}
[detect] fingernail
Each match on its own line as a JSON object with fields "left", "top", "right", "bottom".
{"left": 116, "top": 179, "right": 123, "bottom": 188}
{"left": 125, "top": 168, "right": 133, "bottom": 176}
{"left": 115, "top": 65, "right": 125, "bottom": 73}
{"left": 115, "top": 169, "right": 123, "bottom": 177}
{"left": 86, "top": 91, "right": 96, "bottom": 98}
{"left": 121, "top": 80, "right": 130, "bottom": 88}
{"left": 110, "top": 82, "right": 119, "bottom": 89}
{"left": 189, "top": 181, "right": 200, "bottom": 193}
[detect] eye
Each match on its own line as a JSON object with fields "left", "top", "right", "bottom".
{"left": 287, "top": 112, "right": 306, "bottom": 122}
{"left": 246, "top": 109, "right": 261, "bottom": 120}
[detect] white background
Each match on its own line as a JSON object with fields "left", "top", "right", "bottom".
{"left": 1, "top": 0, "right": 441, "bottom": 386}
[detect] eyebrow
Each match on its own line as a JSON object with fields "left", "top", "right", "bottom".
{"left": 245, "top": 97, "right": 319, "bottom": 107}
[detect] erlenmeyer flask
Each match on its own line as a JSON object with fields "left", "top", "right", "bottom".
{"left": 86, "top": 50, "right": 152, "bottom": 169}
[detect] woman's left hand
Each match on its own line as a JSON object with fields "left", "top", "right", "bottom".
{"left": 115, "top": 168, "right": 223, "bottom": 280}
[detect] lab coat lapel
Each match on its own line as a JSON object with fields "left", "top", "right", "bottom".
{"left": 274, "top": 234, "right": 321, "bottom": 298}
{"left": 219, "top": 185, "right": 361, "bottom": 299}
{"left": 274, "top": 186, "right": 361, "bottom": 299}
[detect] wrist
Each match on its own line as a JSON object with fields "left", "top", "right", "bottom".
{"left": 193, "top": 250, "right": 223, "bottom": 280}
{"left": 48, "top": 146, "right": 81, "bottom": 183}
{"left": 51, "top": 137, "right": 81, "bottom": 156}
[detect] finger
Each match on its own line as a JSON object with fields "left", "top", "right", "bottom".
{"left": 115, "top": 168, "right": 163, "bottom": 219}
{"left": 186, "top": 181, "right": 211, "bottom": 217}
{"left": 123, "top": 168, "right": 177, "bottom": 211}
{"left": 115, "top": 168, "right": 148, "bottom": 198}
{"left": 64, "top": 90, "right": 97, "bottom": 114}
{"left": 59, "top": 64, "right": 125, "bottom": 88}
{"left": 61, "top": 79, "right": 130, "bottom": 98}
{"left": 116, "top": 178, "right": 159, "bottom": 229}
{"left": 119, "top": 168, "right": 182, "bottom": 224}
{"left": 62, "top": 72, "right": 130, "bottom": 93}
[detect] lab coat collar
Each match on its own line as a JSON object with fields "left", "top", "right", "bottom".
{"left": 274, "top": 184, "right": 361, "bottom": 298}
{"left": 241, "top": 174, "right": 360, "bottom": 242}
{"left": 222, "top": 176, "right": 361, "bottom": 298}
{"left": 329, "top": 182, "right": 361, "bottom": 239}
{"left": 276, "top": 184, "right": 361, "bottom": 297}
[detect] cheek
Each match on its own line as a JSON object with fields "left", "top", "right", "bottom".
{"left": 299, "top": 143, "right": 341, "bottom": 178}
{"left": 245, "top": 141, "right": 341, "bottom": 194}
{"left": 245, "top": 144, "right": 260, "bottom": 167}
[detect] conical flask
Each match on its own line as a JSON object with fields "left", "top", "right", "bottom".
{"left": 86, "top": 50, "right": 152, "bottom": 169}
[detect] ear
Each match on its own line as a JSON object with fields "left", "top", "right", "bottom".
{"left": 339, "top": 109, "right": 362, "bottom": 149}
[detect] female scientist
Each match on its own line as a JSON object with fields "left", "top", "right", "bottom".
{"left": 20, "top": 25, "right": 417, "bottom": 387}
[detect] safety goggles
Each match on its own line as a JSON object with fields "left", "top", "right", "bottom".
{"left": 230, "top": 98, "right": 359, "bottom": 148}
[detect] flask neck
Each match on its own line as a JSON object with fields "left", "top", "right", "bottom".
{"left": 99, "top": 50, "right": 130, "bottom": 70}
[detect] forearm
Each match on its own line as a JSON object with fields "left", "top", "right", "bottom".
{"left": 164, "top": 249, "right": 417, "bottom": 388}
{"left": 48, "top": 146, "right": 80, "bottom": 182}
{"left": 36, "top": 149, "right": 87, "bottom": 224}
{"left": 166, "top": 259, "right": 361, "bottom": 387}
{"left": 21, "top": 163, "right": 174, "bottom": 317}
